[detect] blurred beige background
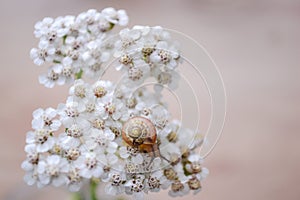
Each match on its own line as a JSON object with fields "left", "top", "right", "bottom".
{"left": 1, "top": 0, "right": 300, "bottom": 199}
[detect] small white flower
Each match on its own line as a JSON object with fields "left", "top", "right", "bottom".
{"left": 26, "top": 129, "right": 55, "bottom": 153}
{"left": 150, "top": 26, "right": 171, "bottom": 41}
{"left": 125, "top": 176, "right": 145, "bottom": 200}
{"left": 92, "top": 80, "right": 114, "bottom": 101}
{"left": 34, "top": 17, "right": 54, "bottom": 38}
{"left": 59, "top": 119, "right": 90, "bottom": 146}
{"left": 102, "top": 7, "right": 129, "bottom": 26}
{"left": 23, "top": 170, "right": 39, "bottom": 186}
{"left": 52, "top": 15, "right": 76, "bottom": 37}
{"left": 120, "top": 60, "right": 150, "bottom": 87}
{"left": 150, "top": 41, "right": 179, "bottom": 69}
{"left": 186, "top": 175, "right": 203, "bottom": 194}
{"left": 51, "top": 57, "right": 76, "bottom": 85}
{"left": 146, "top": 170, "right": 171, "bottom": 192}
{"left": 31, "top": 108, "right": 61, "bottom": 130}
{"left": 154, "top": 70, "right": 180, "bottom": 90}
{"left": 85, "top": 129, "right": 118, "bottom": 153}
{"left": 38, "top": 66, "right": 65, "bottom": 88}
{"left": 159, "top": 120, "right": 180, "bottom": 138}
{"left": 37, "top": 155, "right": 69, "bottom": 187}
{"left": 188, "top": 154, "right": 203, "bottom": 164}
{"left": 74, "top": 151, "right": 104, "bottom": 179}
{"left": 69, "top": 79, "right": 93, "bottom": 103}
{"left": 57, "top": 99, "right": 85, "bottom": 126}
{"left": 114, "top": 28, "right": 142, "bottom": 57}
{"left": 119, "top": 146, "right": 144, "bottom": 165}
{"left": 147, "top": 105, "right": 169, "bottom": 130}
{"left": 177, "top": 127, "right": 197, "bottom": 150}
{"left": 66, "top": 167, "right": 83, "bottom": 192}
{"left": 173, "top": 165, "right": 189, "bottom": 187}
{"left": 98, "top": 153, "right": 119, "bottom": 181}
{"left": 117, "top": 10, "right": 129, "bottom": 26}
{"left": 104, "top": 167, "right": 127, "bottom": 195}
{"left": 21, "top": 144, "right": 39, "bottom": 171}
{"left": 98, "top": 98, "right": 126, "bottom": 121}
{"left": 82, "top": 40, "right": 110, "bottom": 66}
{"left": 168, "top": 180, "right": 189, "bottom": 197}
{"left": 30, "top": 40, "right": 55, "bottom": 66}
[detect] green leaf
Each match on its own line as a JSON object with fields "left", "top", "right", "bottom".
{"left": 53, "top": 60, "right": 61, "bottom": 64}
{"left": 75, "top": 69, "right": 83, "bottom": 79}
{"left": 63, "top": 35, "right": 67, "bottom": 45}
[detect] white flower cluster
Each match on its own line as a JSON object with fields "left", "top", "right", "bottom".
{"left": 114, "top": 26, "right": 181, "bottom": 90}
{"left": 30, "top": 8, "right": 128, "bottom": 88}
{"left": 23, "top": 8, "right": 208, "bottom": 200}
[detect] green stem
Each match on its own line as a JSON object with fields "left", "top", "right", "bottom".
{"left": 90, "top": 179, "right": 98, "bottom": 200}
{"left": 71, "top": 180, "right": 99, "bottom": 200}
{"left": 72, "top": 193, "right": 83, "bottom": 200}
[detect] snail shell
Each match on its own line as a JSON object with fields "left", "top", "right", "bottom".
{"left": 122, "top": 116, "right": 157, "bottom": 147}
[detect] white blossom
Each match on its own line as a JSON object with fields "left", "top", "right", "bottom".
{"left": 30, "top": 8, "right": 129, "bottom": 87}
{"left": 66, "top": 167, "right": 83, "bottom": 192}
{"left": 102, "top": 7, "right": 129, "bottom": 26}
{"left": 23, "top": 9, "right": 209, "bottom": 200}
{"left": 85, "top": 129, "right": 118, "bottom": 153}
{"left": 37, "top": 155, "right": 69, "bottom": 187}
{"left": 21, "top": 144, "right": 39, "bottom": 172}
{"left": 74, "top": 151, "right": 104, "bottom": 179}
{"left": 103, "top": 167, "right": 127, "bottom": 195}
{"left": 26, "top": 129, "right": 55, "bottom": 153}
{"left": 31, "top": 108, "right": 61, "bottom": 130}
{"left": 119, "top": 146, "right": 144, "bottom": 165}
{"left": 30, "top": 40, "right": 56, "bottom": 66}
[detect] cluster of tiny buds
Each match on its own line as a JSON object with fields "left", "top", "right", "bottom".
{"left": 130, "top": 177, "right": 145, "bottom": 193}
{"left": 148, "top": 176, "right": 160, "bottom": 189}
{"left": 111, "top": 174, "right": 125, "bottom": 186}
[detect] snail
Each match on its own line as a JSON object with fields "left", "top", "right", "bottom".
{"left": 122, "top": 116, "right": 170, "bottom": 164}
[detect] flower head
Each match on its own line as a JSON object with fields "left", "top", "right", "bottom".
{"left": 23, "top": 9, "right": 209, "bottom": 200}
{"left": 31, "top": 8, "right": 129, "bottom": 88}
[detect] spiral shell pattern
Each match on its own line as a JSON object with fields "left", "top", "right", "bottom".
{"left": 122, "top": 117, "right": 157, "bottom": 147}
